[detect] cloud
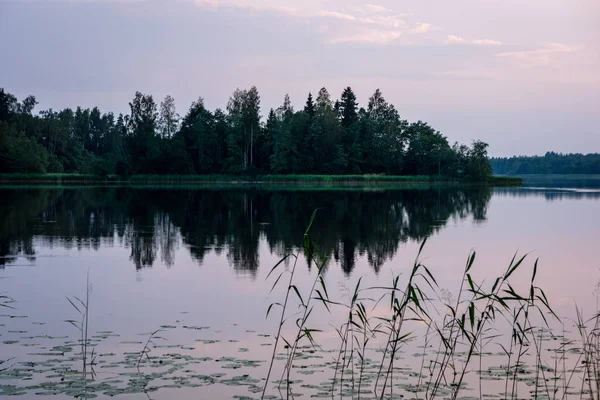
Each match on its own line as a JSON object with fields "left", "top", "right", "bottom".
{"left": 318, "top": 11, "right": 406, "bottom": 29}
{"left": 274, "top": 5, "right": 302, "bottom": 16}
{"left": 194, "top": 0, "right": 221, "bottom": 7}
{"left": 497, "top": 42, "right": 582, "bottom": 67}
{"left": 330, "top": 29, "right": 402, "bottom": 44}
{"left": 472, "top": 39, "right": 502, "bottom": 45}
{"left": 446, "top": 35, "right": 466, "bottom": 44}
{"left": 364, "top": 4, "right": 389, "bottom": 13}
{"left": 232, "top": 1, "right": 264, "bottom": 11}
{"left": 192, "top": 0, "right": 429, "bottom": 45}
{"left": 446, "top": 35, "right": 501, "bottom": 46}
{"left": 412, "top": 22, "right": 434, "bottom": 33}
{"left": 319, "top": 10, "right": 358, "bottom": 22}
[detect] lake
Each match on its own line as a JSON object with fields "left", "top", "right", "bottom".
{"left": 1, "top": 183, "right": 600, "bottom": 399}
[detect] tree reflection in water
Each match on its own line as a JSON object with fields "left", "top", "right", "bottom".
{"left": 0, "top": 187, "right": 494, "bottom": 274}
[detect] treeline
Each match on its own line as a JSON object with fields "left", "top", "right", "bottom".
{"left": 0, "top": 87, "right": 492, "bottom": 180}
{"left": 491, "top": 152, "right": 600, "bottom": 175}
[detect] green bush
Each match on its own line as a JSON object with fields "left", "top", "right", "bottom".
{"left": 0, "top": 124, "right": 50, "bottom": 173}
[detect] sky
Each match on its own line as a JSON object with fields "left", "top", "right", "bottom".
{"left": 0, "top": 0, "right": 598, "bottom": 156}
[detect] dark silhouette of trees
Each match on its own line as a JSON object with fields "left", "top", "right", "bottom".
{"left": 0, "top": 87, "right": 492, "bottom": 179}
{"left": 492, "top": 152, "right": 600, "bottom": 175}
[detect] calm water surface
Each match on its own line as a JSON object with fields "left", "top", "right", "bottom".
{"left": 1, "top": 184, "right": 599, "bottom": 399}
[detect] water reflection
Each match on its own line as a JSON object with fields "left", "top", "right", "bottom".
{"left": 494, "top": 187, "right": 600, "bottom": 201}
{"left": 0, "top": 186, "right": 550, "bottom": 274}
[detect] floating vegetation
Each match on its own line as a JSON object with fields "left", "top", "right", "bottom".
{"left": 0, "top": 343, "right": 267, "bottom": 398}
{"left": 1, "top": 315, "right": 27, "bottom": 319}
{"left": 182, "top": 325, "right": 209, "bottom": 331}
{"left": 3, "top": 213, "right": 600, "bottom": 400}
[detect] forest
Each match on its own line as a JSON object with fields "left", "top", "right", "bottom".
{"left": 491, "top": 152, "right": 600, "bottom": 175}
{"left": 0, "top": 86, "right": 492, "bottom": 180}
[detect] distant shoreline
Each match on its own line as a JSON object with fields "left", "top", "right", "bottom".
{"left": 0, "top": 173, "right": 522, "bottom": 186}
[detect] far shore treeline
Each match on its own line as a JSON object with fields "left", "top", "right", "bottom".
{"left": 491, "top": 153, "right": 600, "bottom": 175}
{"left": 0, "top": 87, "right": 494, "bottom": 180}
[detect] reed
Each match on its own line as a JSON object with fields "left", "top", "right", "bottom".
{"left": 65, "top": 271, "right": 96, "bottom": 377}
{"left": 262, "top": 209, "right": 332, "bottom": 399}
{"left": 0, "top": 292, "right": 15, "bottom": 309}
{"left": 260, "top": 212, "right": 584, "bottom": 400}
{"left": 137, "top": 329, "right": 163, "bottom": 371}
{"left": 576, "top": 305, "right": 600, "bottom": 399}
{"left": 0, "top": 290, "right": 15, "bottom": 373}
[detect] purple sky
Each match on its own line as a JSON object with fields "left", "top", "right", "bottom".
{"left": 0, "top": 0, "right": 598, "bottom": 156}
